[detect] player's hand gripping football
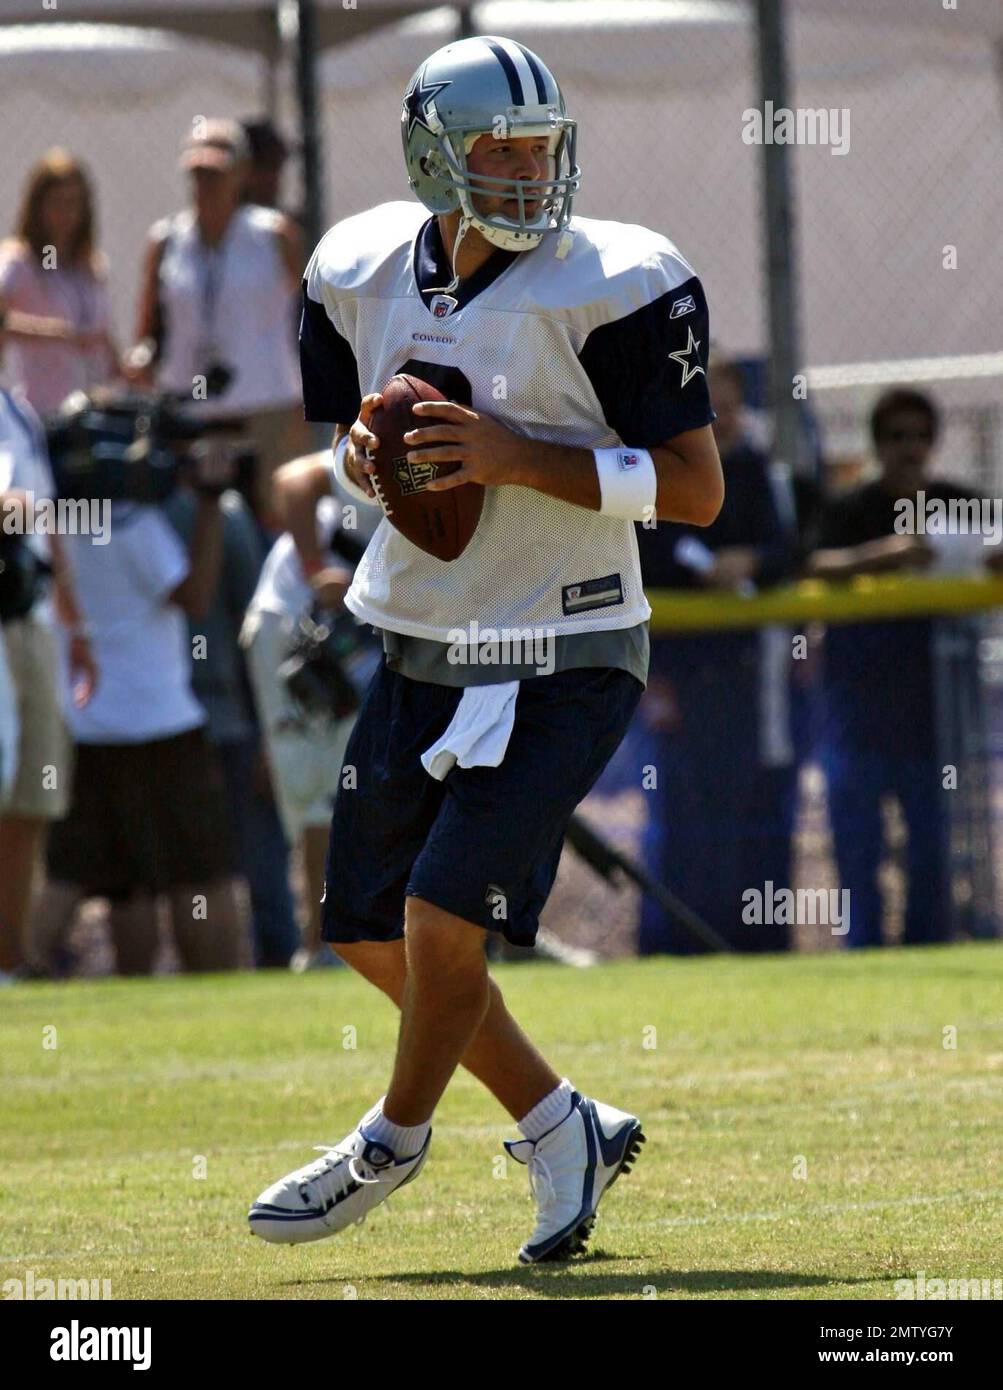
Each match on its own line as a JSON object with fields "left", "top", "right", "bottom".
{"left": 346, "top": 394, "right": 527, "bottom": 496}
{"left": 403, "top": 400, "right": 528, "bottom": 491}
{"left": 343, "top": 393, "right": 384, "bottom": 499}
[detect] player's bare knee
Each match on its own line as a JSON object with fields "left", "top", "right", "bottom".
{"left": 334, "top": 940, "right": 406, "bottom": 1004}
{"left": 405, "top": 896, "right": 487, "bottom": 973}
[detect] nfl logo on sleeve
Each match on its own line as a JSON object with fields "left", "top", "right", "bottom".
{"left": 618, "top": 452, "right": 638, "bottom": 470}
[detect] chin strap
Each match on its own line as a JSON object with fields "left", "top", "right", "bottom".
{"left": 429, "top": 211, "right": 472, "bottom": 297}
{"left": 431, "top": 199, "right": 562, "bottom": 295}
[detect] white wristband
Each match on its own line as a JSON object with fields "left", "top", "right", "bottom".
{"left": 593, "top": 446, "right": 657, "bottom": 521}
{"left": 332, "top": 432, "right": 380, "bottom": 507}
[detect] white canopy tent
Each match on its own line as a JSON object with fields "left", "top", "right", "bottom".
{"left": 0, "top": 0, "right": 435, "bottom": 55}
{"left": 4, "top": 0, "right": 999, "bottom": 45}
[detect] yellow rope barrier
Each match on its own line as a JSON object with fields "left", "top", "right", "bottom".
{"left": 647, "top": 574, "right": 1003, "bottom": 632}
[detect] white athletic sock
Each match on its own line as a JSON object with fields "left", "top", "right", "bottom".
{"left": 517, "top": 1078, "right": 575, "bottom": 1142}
{"left": 360, "top": 1097, "right": 430, "bottom": 1158}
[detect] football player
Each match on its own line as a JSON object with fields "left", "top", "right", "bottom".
{"left": 249, "top": 35, "right": 723, "bottom": 1264}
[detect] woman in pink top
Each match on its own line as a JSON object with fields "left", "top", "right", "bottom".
{"left": 0, "top": 150, "right": 119, "bottom": 417}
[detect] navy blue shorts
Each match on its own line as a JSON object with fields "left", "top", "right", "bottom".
{"left": 321, "top": 663, "right": 643, "bottom": 947}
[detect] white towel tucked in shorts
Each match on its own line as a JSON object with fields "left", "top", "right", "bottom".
{"left": 421, "top": 681, "right": 520, "bottom": 781}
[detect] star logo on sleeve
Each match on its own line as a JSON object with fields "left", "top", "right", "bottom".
{"left": 402, "top": 69, "right": 453, "bottom": 140}
{"left": 668, "top": 326, "right": 706, "bottom": 388}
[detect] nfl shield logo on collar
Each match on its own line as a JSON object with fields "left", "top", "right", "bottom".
{"left": 430, "top": 294, "right": 458, "bottom": 319}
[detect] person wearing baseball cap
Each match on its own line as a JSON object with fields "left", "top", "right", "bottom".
{"left": 179, "top": 118, "right": 251, "bottom": 174}
{"left": 126, "top": 117, "right": 305, "bottom": 460}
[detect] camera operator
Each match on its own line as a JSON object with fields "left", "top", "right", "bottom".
{"left": 0, "top": 385, "right": 95, "bottom": 977}
{"left": 163, "top": 442, "right": 300, "bottom": 970}
{"left": 26, "top": 428, "right": 241, "bottom": 977}
{"left": 242, "top": 450, "right": 376, "bottom": 970}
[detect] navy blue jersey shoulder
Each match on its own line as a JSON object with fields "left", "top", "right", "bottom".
{"left": 299, "top": 282, "right": 363, "bottom": 425}
{"left": 578, "top": 274, "right": 715, "bottom": 447}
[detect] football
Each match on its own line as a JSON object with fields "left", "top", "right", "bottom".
{"left": 368, "top": 374, "right": 484, "bottom": 562}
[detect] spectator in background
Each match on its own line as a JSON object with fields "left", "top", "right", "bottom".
{"left": 0, "top": 151, "right": 119, "bottom": 416}
{"left": 240, "top": 119, "right": 293, "bottom": 214}
{"left": 633, "top": 357, "right": 797, "bottom": 953}
{"left": 26, "top": 461, "right": 241, "bottom": 977}
{"left": 0, "top": 386, "right": 95, "bottom": 977}
{"left": 242, "top": 453, "right": 365, "bottom": 970}
{"left": 0, "top": 622, "right": 15, "bottom": 814}
{"left": 240, "top": 118, "right": 305, "bottom": 359}
{"left": 125, "top": 120, "right": 307, "bottom": 524}
{"left": 163, "top": 463, "right": 300, "bottom": 968}
{"left": 809, "top": 387, "right": 975, "bottom": 947}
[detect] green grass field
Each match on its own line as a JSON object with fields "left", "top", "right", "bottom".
{"left": 3, "top": 943, "right": 1002, "bottom": 1301}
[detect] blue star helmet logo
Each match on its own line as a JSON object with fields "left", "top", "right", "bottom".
{"left": 402, "top": 68, "right": 453, "bottom": 141}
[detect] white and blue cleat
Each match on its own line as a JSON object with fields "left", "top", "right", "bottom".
{"left": 249, "top": 1108, "right": 430, "bottom": 1245}
{"left": 505, "top": 1091, "right": 645, "bottom": 1263}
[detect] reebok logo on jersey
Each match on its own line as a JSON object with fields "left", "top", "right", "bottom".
{"left": 670, "top": 294, "right": 696, "bottom": 319}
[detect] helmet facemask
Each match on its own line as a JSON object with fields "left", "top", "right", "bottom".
{"left": 451, "top": 119, "right": 579, "bottom": 252}
{"left": 415, "top": 109, "right": 579, "bottom": 253}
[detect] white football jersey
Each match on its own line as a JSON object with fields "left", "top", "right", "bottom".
{"left": 300, "top": 201, "right": 714, "bottom": 641}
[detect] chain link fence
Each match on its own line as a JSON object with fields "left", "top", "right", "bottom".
{"left": 1, "top": 1, "right": 1001, "bottom": 964}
